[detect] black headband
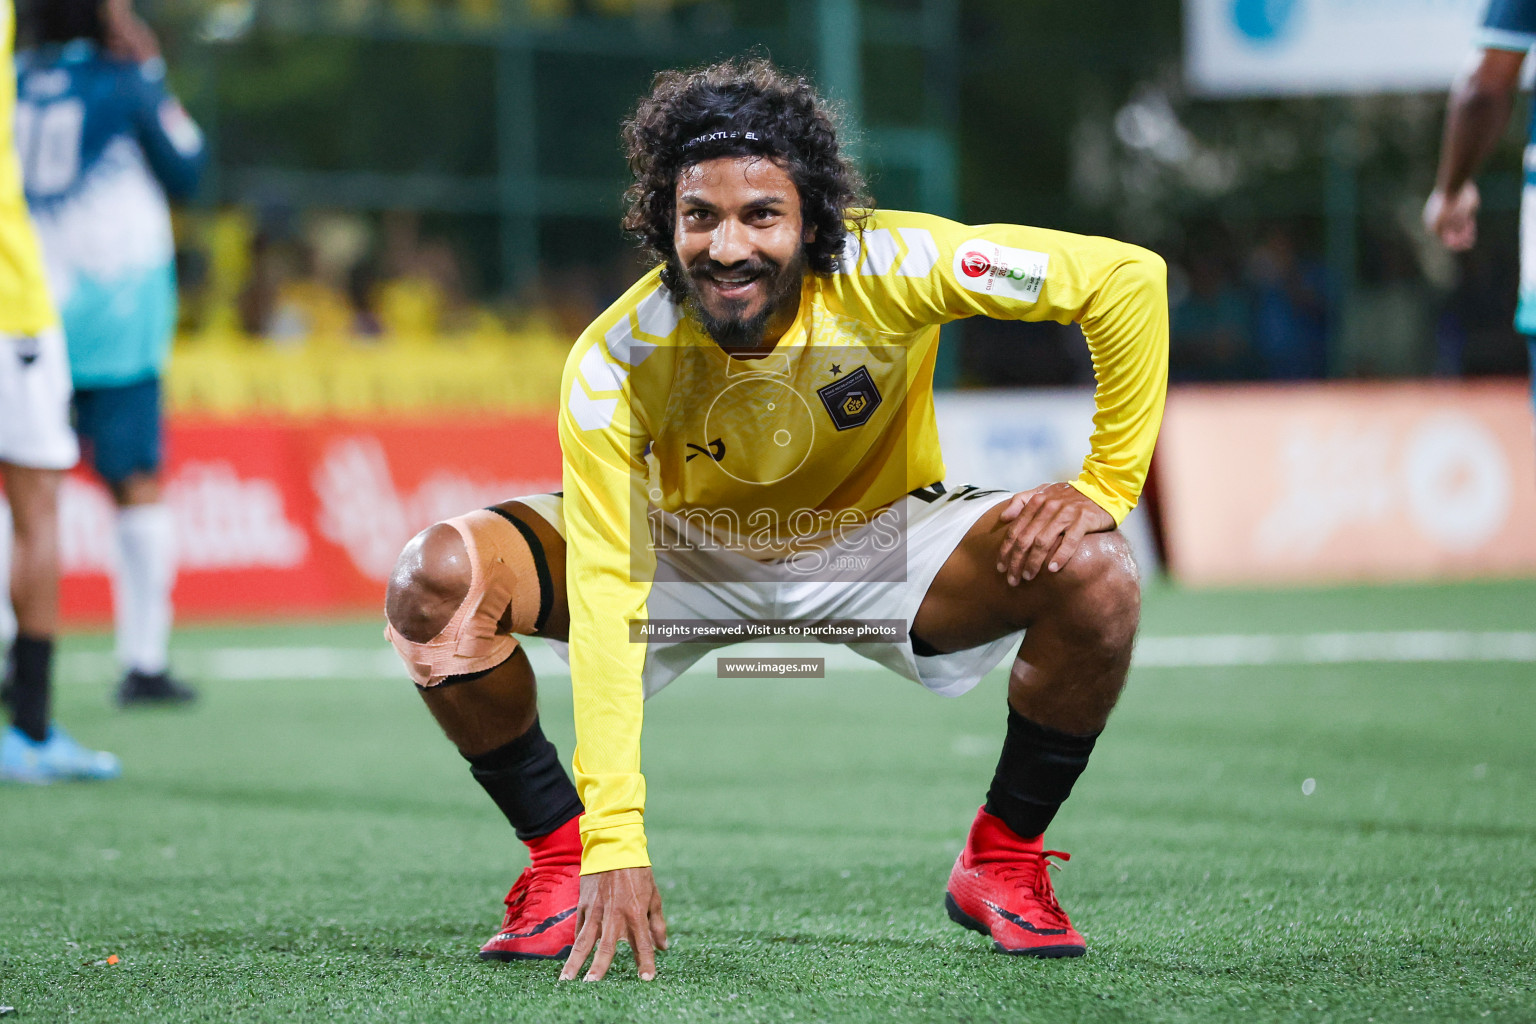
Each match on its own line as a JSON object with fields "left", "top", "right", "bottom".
{"left": 681, "top": 126, "right": 789, "bottom": 160}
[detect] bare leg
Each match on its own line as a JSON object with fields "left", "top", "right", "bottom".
{"left": 915, "top": 500, "right": 1138, "bottom": 832}
{"left": 912, "top": 503, "right": 1140, "bottom": 733}
{"left": 419, "top": 649, "right": 541, "bottom": 756}
{"left": 2, "top": 463, "right": 63, "bottom": 638}
{"left": 385, "top": 499, "right": 583, "bottom": 959}
{"left": 922, "top": 501, "right": 1140, "bottom": 956}
{"left": 0, "top": 501, "right": 14, "bottom": 645}
{"left": 110, "top": 470, "right": 161, "bottom": 507}
{"left": 2, "top": 464, "right": 65, "bottom": 745}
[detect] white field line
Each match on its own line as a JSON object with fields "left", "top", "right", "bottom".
{"left": 1132, "top": 631, "right": 1536, "bottom": 667}
{"left": 54, "top": 631, "right": 1536, "bottom": 683}
{"left": 57, "top": 647, "right": 405, "bottom": 682}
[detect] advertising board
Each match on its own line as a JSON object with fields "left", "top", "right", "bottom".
{"left": 54, "top": 416, "right": 562, "bottom": 624}
{"left": 1158, "top": 381, "right": 1536, "bottom": 585}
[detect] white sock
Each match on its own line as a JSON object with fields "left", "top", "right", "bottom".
{"left": 114, "top": 503, "right": 177, "bottom": 676}
{"left": 0, "top": 502, "right": 15, "bottom": 648}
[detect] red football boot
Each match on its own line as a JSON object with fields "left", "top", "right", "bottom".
{"left": 944, "top": 806, "right": 1086, "bottom": 958}
{"left": 479, "top": 816, "right": 581, "bottom": 961}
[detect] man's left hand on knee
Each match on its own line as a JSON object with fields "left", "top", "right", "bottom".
{"left": 995, "top": 482, "right": 1116, "bottom": 586}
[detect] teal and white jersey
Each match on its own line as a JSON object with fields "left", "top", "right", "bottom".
{"left": 1478, "top": 0, "right": 1536, "bottom": 334}
{"left": 1479, "top": 0, "right": 1536, "bottom": 53}
{"left": 15, "top": 41, "right": 204, "bottom": 387}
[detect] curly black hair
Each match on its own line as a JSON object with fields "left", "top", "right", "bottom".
{"left": 621, "top": 57, "right": 871, "bottom": 295}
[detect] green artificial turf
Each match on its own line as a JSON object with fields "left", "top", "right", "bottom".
{"left": 1, "top": 580, "right": 1533, "bottom": 1023}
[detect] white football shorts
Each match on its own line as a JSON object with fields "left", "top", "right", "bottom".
{"left": 517, "top": 483, "right": 1022, "bottom": 699}
{"left": 0, "top": 327, "right": 79, "bottom": 470}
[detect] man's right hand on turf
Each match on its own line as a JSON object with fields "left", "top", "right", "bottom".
{"left": 559, "top": 866, "right": 668, "bottom": 982}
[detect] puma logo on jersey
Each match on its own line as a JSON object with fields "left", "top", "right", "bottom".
{"left": 686, "top": 438, "right": 727, "bottom": 462}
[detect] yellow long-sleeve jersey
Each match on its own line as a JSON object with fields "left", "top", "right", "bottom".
{"left": 0, "top": 0, "right": 56, "bottom": 336}
{"left": 558, "top": 208, "right": 1169, "bottom": 874}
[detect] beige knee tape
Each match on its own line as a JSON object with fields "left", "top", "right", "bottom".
{"left": 385, "top": 509, "right": 543, "bottom": 687}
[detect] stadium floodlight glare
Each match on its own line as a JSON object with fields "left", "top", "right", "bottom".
{"left": 197, "top": 0, "right": 255, "bottom": 44}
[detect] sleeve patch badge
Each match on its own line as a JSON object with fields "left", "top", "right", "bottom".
{"left": 952, "top": 240, "right": 1049, "bottom": 303}
{"left": 816, "top": 365, "right": 882, "bottom": 430}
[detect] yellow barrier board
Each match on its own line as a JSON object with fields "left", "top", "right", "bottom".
{"left": 164, "top": 332, "right": 571, "bottom": 417}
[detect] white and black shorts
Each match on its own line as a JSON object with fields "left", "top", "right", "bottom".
{"left": 519, "top": 483, "right": 1023, "bottom": 700}
{"left": 0, "top": 327, "right": 79, "bottom": 471}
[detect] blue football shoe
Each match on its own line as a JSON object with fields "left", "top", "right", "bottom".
{"left": 0, "top": 725, "right": 121, "bottom": 784}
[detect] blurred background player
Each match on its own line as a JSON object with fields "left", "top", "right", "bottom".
{"left": 1424, "top": 0, "right": 1536, "bottom": 418}
{"left": 10, "top": 0, "right": 205, "bottom": 705}
{"left": 0, "top": 0, "right": 118, "bottom": 783}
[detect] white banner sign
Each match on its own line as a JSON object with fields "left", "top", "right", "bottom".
{"left": 1186, "top": 0, "right": 1487, "bottom": 97}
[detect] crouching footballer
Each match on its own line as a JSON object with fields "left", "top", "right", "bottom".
{"left": 385, "top": 58, "right": 1168, "bottom": 980}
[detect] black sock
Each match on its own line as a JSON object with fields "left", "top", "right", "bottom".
{"left": 983, "top": 705, "right": 1100, "bottom": 840}
{"left": 465, "top": 717, "right": 583, "bottom": 841}
{"left": 8, "top": 635, "right": 53, "bottom": 743}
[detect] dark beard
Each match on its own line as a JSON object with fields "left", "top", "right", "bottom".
{"left": 673, "top": 248, "right": 806, "bottom": 350}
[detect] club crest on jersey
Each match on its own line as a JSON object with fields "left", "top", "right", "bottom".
{"left": 816, "top": 365, "right": 881, "bottom": 431}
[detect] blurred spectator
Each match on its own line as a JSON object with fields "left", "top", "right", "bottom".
{"left": 958, "top": 318, "right": 1092, "bottom": 388}
{"left": 1170, "top": 250, "right": 1258, "bottom": 382}
{"left": 1441, "top": 236, "right": 1527, "bottom": 377}
{"left": 236, "top": 226, "right": 293, "bottom": 338}
{"left": 1247, "top": 227, "right": 1329, "bottom": 380}
{"left": 347, "top": 260, "right": 384, "bottom": 337}
{"left": 523, "top": 263, "right": 605, "bottom": 339}
{"left": 201, "top": 207, "right": 257, "bottom": 335}
{"left": 222, "top": 207, "right": 508, "bottom": 342}
{"left": 373, "top": 210, "right": 485, "bottom": 337}
{"left": 1333, "top": 236, "right": 1434, "bottom": 379}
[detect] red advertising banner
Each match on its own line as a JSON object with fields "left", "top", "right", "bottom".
{"left": 1157, "top": 381, "right": 1536, "bottom": 586}
{"left": 58, "top": 416, "right": 562, "bottom": 625}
